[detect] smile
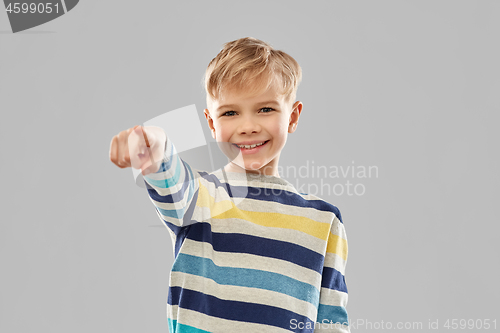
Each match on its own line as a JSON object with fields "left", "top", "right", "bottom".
{"left": 234, "top": 140, "right": 269, "bottom": 149}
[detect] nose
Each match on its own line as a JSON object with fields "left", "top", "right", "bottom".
{"left": 237, "top": 114, "right": 261, "bottom": 134}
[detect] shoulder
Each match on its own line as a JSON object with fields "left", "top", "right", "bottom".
{"left": 296, "top": 191, "right": 343, "bottom": 224}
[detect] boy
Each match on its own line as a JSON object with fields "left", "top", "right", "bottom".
{"left": 109, "top": 37, "right": 350, "bottom": 332}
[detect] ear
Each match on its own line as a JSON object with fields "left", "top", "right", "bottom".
{"left": 204, "top": 108, "right": 216, "bottom": 139}
{"left": 288, "top": 101, "right": 303, "bottom": 133}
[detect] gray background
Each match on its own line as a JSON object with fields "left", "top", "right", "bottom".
{"left": 1, "top": 1, "right": 498, "bottom": 332}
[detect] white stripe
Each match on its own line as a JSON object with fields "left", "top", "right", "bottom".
{"left": 318, "top": 287, "right": 348, "bottom": 307}
{"left": 323, "top": 252, "right": 347, "bottom": 276}
{"left": 330, "top": 217, "right": 348, "bottom": 238}
{"left": 234, "top": 196, "right": 337, "bottom": 222}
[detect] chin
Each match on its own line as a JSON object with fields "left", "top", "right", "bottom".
{"left": 231, "top": 160, "right": 262, "bottom": 171}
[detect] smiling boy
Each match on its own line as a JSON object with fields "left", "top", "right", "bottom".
{"left": 203, "top": 70, "right": 302, "bottom": 178}
{"left": 110, "top": 37, "right": 350, "bottom": 332}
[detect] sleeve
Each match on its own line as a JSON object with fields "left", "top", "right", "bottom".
{"left": 314, "top": 208, "right": 350, "bottom": 332}
{"left": 142, "top": 135, "right": 202, "bottom": 233}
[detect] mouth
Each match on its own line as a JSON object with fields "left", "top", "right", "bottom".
{"left": 233, "top": 140, "right": 270, "bottom": 150}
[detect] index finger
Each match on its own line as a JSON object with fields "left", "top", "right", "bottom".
{"left": 134, "top": 125, "right": 150, "bottom": 148}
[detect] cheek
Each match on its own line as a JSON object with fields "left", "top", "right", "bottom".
{"left": 273, "top": 122, "right": 289, "bottom": 138}
{"left": 215, "top": 123, "right": 230, "bottom": 141}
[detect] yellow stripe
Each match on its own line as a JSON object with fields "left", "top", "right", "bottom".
{"left": 196, "top": 182, "right": 234, "bottom": 217}
{"left": 197, "top": 182, "right": 331, "bottom": 241}
{"left": 196, "top": 180, "right": 212, "bottom": 207}
{"left": 215, "top": 209, "right": 330, "bottom": 240}
{"left": 215, "top": 211, "right": 329, "bottom": 242}
{"left": 326, "top": 234, "right": 348, "bottom": 261}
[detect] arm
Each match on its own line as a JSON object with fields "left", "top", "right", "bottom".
{"left": 109, "top": 125, "right": 201, "bottom": 230}
{"left": 143, "top": 134, "right": 201, "bottom": 229}
{"left": 315, "top": 209, "right": 350, "bottom": 332}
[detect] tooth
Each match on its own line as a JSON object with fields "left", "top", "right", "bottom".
{"left": 238, "top": 141, "right": 266, "bottom": 148}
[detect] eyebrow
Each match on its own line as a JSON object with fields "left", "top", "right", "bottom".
{"left": 216, "top": 100, "right": 280, "bottom": 112}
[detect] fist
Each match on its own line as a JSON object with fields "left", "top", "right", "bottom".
{"left": 109, "top": 125, "right": 167, "bottom": 176}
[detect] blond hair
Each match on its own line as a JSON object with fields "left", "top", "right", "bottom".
{"left": 203, "top": 37, "right": 302, "bottom": 106}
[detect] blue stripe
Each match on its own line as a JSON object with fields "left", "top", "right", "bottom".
{"left": 152, "top": 140, "right": 175, "bottom": 173}
{"left": 167, "top": 319, "right": 211, "bottom": 333}
{"left": 168, "top": 286, "right": 316, "bottom": 331}
{"left": 146, "top": 164, "right": 197, "bottom": 220}
{"left": 316, "top": 304, "right": 349, "bottom": 326}
{"left": 186, "top": 222, "right": 324, "bottom": 274}
{"left": 171, "top": 253, "right": 320, "bottom": 306}
{"left": 161, "top": 140, "right": 175, "bottom": 171}
{"left": 145, "top": 142, "right": 181, "bottom": 188}
{"left": 321, "top": 267, "right": 348, "bottom": 293}
{"left": 146, "top": 160, "right": 191, "bottom": 202}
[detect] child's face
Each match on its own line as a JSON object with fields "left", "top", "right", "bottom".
{"left": 204, "top": 83, "right": 302, "bottom": 176}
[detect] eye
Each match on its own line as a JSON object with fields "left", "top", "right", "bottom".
{"left": 222, "top": 111, "right": 237, "bottom": 116}
{"left": 260, "top": 107, "right": 275, "bottom": 113}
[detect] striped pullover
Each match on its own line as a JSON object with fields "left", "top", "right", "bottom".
{"left": 143, "top": 137, "right": 350, "bottom": 333}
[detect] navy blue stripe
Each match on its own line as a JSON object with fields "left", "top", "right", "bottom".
{"left": 321, "top": 267, "right": 348, "bottom": 293}
{"left": 171, "top": 188, "right": 200, "bottom": 256}
{"left": 186, "top": 222, "right": 324, "bottom": 274}
{"left": 174, "top": 225, "right": 191, "bottom": 258}
{"left": 197, "top": 171, "right": 246, "bottom": 197}
{"left": 155, "top": 188, "right": 198, "bottom": 256}
{"left": 198, "top": 171, "right": 342, "bottom": 222}
{"left": 149, "top": 186, "right": 198, "bottom": 230}
{"left": 334, "top": 207, "right": 343, "bottom": 224}
{"left": 168, "top": 286, "right": 315, "bottom": 331}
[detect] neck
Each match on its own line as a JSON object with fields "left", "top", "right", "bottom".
{"left": 223, "top": 162, "right": 280, "bottom": 178}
